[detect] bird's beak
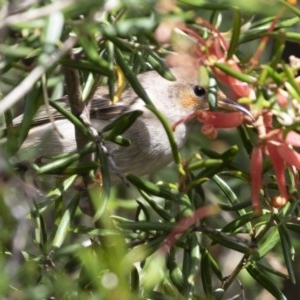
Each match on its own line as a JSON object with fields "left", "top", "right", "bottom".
{"left": 217, "top": 97, "right": 255, "bottom": 121}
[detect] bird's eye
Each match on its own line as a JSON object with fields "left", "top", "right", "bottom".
{"left": 193, "top": 85, "right": 206, "bottom": 97}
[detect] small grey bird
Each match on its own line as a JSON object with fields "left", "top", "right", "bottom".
{"left": 11, "top": 67, "right": 249, "bottom": 182}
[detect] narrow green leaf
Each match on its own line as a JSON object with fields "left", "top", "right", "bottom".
{"left": 222, "top": 212, "right": 255, "bottom": 233}
{"left": 213, "top": 175, "right": 238, "bottom": 205}
{"left": 214, "top": 62, "right": 256, "bottom": 84}
{"left": 35, "top": 143, "right": 96, "bottom": 174}
{"left": 37, "top": 175, "right": 77, "bottom": 213}
{"left": 115, "top": 49, "right": 152, "bottom": 105}
{"left": 147, "top": 290, "right": 175, "bottom": 300}
{"left": 113, "top": 218, "right": 174, "bottom": 232}
{"left": 102, "top": 16, "right": 157, "bottom": 37}
{"left": 139, "top": 191, "right": 173, "bottom": 222}
{"left": 251, "top": 227, "right": 279, "bottom": 260}
{"left": 136, "top": 200, "right": 151, "bottom": 222}
{"left": 205, "top": 249, "right": 223, "bottom": 281}
{"left": 125, "top": 236, "right": 166, "bottom": 264}
{"left": 182, "top": 234, "right": 200, "bottom": 296}
{"left": 49, "top": 99, "right": 90, "bottom": 137}
{"left": 255, "top": 261, "right": 288, "bottom": 279}
{"left": 213, "top": 175, "right": 248, "bottom": 220}
{"left": 285, "top": 222, "right": 300, "bottom": 233}
{"left": 285, "top": 81, "right": 300, "bottom": 103}
{"left": 201, "top": 145, "right": 239, "bottom": 160}
{"left": 269, "top": 30, "right": 286, "bottom": 69}
{"left": 61, "top": 58, "right": 112, "bottom": 76}
{"left": 105, "top": 35, "right": 133, "bottom": 52}
{"left": 102, "top": 110, "right": 143, "bottom": 139}
{"left": 206, "top": 231, "right": 252, "bottom": 253}
{"left": 52, "top": 194, "right": 80, "bottom": 248}
{"left": 0, "top": 44, "right": 37, "bottom": 57}
{"left": 283, "top": 65, "right": 300, "bottom": 102}
{"left": 77, "top": 28, "right": 101, "bottom": 63}
{"left": 201, "top": 248, "right": 213, "bottom": 298}
{"left": 131, "top": 266, "right": 140, "bottom": 293}
{"left": 227, "top": 8, "right": 242, "bottom": 60}
{"left": 259, "top": 65, "right": 283, "bottom": 85}
{"left": 147, "top": 52, "right": 172, "bottom": 78}
{"left": 105, "top": 135, "right": 131, "bottom": 146}
{"left": 195, "top": 146, "right": 238, "bottom": 179}
{"left": 16, "top": 89, "right": 43, "bottom": 151}
{"left": 278, "top": 225, "right": 296, "bottom": 284}
{"left": 72, "top": 227, "right": 121, "bottom": 237}
{"left": 246, "top": 263, "right": 287, "bottom": 300}
{"left": 146, "top": 104, "right": 183, "bottom": 169}
{"left": 44, "top": 11, "right": 64, "bottom": 49}
{"left": 126, "top": 174, "right": 180, "bottom": 202}
{"left": 279, "top": 0, "right": 300, "bottom": 17}
{"left": 219, "top": 200, "right": 252, "bottom": 211}
{"left": 92, "top": 141, "right": 111, "bottom": 220}
{"left": 237, "top": 125, "right": 253, "bottom": 156}
{"left": 187, "top": 158, "right": 223, "bottom": 171}
{"left": 31, "top": 203, "right": 48, "bottom": 248}
{"left": 168, "top": 259, "right": 184, "bottom": 291}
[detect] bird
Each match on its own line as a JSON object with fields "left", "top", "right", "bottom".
{"left": 12, "top": 67, "right": 248, "bottom": 183}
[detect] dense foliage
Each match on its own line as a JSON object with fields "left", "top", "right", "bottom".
{"left": 1, "top": 0, "right": 300, "bottom": 299}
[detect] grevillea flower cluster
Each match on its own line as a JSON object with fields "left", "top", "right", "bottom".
{"left": 177, "top": 15, "right": 300, "bottom": 213}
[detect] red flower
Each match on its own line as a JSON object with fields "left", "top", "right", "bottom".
{"left": 179, "top": 20, "right": 255, "bottom": 99}
{"left": 172, "top": 110, "right": 246, "bottom": 140}
{"left": 196, "top": 111, "right": 245, "bottom": 139}
{"left": 250, "top": 113, "right": 300, "bottom": 213}
{"left": 177, "top": 15, "right": 299, "bottom": 213}
{"left": 196, "top": 111, "right": 244, "bottom": 128}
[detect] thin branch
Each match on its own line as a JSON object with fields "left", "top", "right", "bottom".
{"left": 0, "top": 0, "right": 75, "bottom": 30}
{"left": 63, "top": 60, "right": 91, "bottom": 154}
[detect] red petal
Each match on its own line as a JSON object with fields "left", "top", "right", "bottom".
{"left": 197, "top": 111, "right": 244, "bottom": 128}
{"left": 267, "top": 144, "right": 289, "bottom": 199}
{"left": 285, "top": 131, "right": 300, "bottom": 147}
{"left": 160, "top": 205, "right": 219, "bottom": 254}
{"left": 201, "top": 124, "right": 218, "bottom": 139}
{"left": 277, "top": 89, "right": 289, "bottom": 107}
{"left": 230, "top": 79, "right": 252, "bottom": 98}
{"left": 277, "top": 143, "right": 300, "bottom": 170}
{"left": 250, "top": 146, "right": 263, "bottom": 214}
{"left": 212, "top": 61, "right": 252, "bottom": 98}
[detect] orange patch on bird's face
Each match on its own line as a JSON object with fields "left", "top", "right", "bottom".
{"left": 180, "top": 94, "right": 201, "bottom": 109}
{"left": 170, "top": 84, "right": 207, "bottom": 112}
{"left": 178, "top": 86, "right": 208, "bottom": 111}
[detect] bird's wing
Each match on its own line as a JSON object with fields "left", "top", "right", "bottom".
{"left": 11, "top": 87, "right": 136, "bottom": 128}
{"left": 12, "top": 96, "right": 70, "bottom": 127}
{"left": 90, "top": 90, "right": 139, "bottom": 120}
